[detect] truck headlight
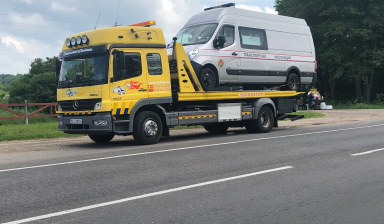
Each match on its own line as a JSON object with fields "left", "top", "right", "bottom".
{"left": 93, "top": 120, "right": 108, "bottom": 126}
{"left": 187, "top": 49, "right": 199, "bottom": 61}
{"left": 94, "top": 102, "right": 101, "bottom": 110}
{"left": 57, "top": 104, "right": 62, "bottom": 112}
{"left": 59, "top": 121, "right": 63, "bottom": 126}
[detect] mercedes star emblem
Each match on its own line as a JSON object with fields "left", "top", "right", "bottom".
{"left": 73, "top": 101, "right": 79, "bottom": 110}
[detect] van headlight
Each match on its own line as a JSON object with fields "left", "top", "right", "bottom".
{"left": 57, "top": 104, "right": 62, "bottom": 112}
{"left": 94, "top": 102, "right": 102, "bottom": 110}
{"left": 187, "top": 49, "right": 199, "bottom": 61}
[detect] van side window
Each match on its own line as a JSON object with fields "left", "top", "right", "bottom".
{"left": 238, "top": 27, "right": 268, "bottom": 50}
{"left": 217, "top": 25, "right": 235, "bottom": 48}
{"left": 123, "top": 53, "right": 142, "bottom": 79}
{"left": 147, "top": 53, "right": 163, "bottom": 75}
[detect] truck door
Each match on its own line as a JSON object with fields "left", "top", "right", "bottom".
{"left": 110, "top": 49, "right": 148, "bottom": 115}
{"left": 144, "top": 49, "right": 172, "bottom": 99}
{"left": 214, "top": 25, "right": 239, "bottom": 82}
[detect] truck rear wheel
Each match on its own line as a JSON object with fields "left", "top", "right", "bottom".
{"left": 133, "top": 111, "right": 163, "bottom": 145}
{"left": 88, "top": 134, "right": 115, "bottom": 143}
{"left": 245, "top": 106, "right": 274, "bottom": 133}
{"left": 203, "top": 123, "right": 229, "bottom": 133}
{"left": 199, "top": 68, "right": 217, "bottom": 91}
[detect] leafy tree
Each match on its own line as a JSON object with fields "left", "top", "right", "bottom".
{"left": 8, "top": 57, "right": 58, "bottom": 103}
{"left": 275, "top": 0, "right": 384, "bottom": 102}
{"left": 0, "top": 82, "right": 5, "bottom": 103}
{"left": 29, "top": 56, "right": 57, "bottom": 75}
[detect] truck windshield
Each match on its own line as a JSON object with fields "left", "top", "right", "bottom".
{"left": 175, "top": 23, "right": 218, "bottom": 46}
{"left": 58, "top": 54, "right": 108, "bottom": 87}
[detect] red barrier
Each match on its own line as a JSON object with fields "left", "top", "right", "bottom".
{"left": 0, "top": 103, "right": 58, "bottom": 120}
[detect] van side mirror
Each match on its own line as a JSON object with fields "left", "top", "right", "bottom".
{"left": 112, "top": 50, "right": 126, "bottom": 82}
{"left": 55, "top": 58, "right": 61, "bottom": 82}
{"left": 213, "top": 36, "right": 226, "bottom": 49}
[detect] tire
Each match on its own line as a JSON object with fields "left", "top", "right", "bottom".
{"left": 88, "top": 134, "right": 115, "bottom": 143}
{"left": 245, "top": 106, "right": 274, "bottom": 133}
{"left": 285, "top": 73, "right": 300, "bottom": 91}
{"left": 203, "top": 123, "right": 229, "bottom": 133}
{"left": 133, "top": 111, "right": 163, "bottom": 145}
{"left": 199, "top": 68, "right": 217, "bottom": 91}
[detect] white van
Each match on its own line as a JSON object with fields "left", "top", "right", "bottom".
{"left": 172, "top": 3, "right": 317, "bottom": 91}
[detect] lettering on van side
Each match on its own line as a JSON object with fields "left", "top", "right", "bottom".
{"left": 274, "top": 55, "right": 292, "bottom": 60}
{"left": 243, "top": 53, "right": 267, "bottom": 58}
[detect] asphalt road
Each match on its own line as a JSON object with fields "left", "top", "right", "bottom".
{"left": 1, "top": 119, "right": 384, "bottom": 224}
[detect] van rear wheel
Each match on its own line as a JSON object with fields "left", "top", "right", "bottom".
{"left": 285, "top": 73, "right": 300, "bottom": 91}
{"left": 199, "top": 68, "right": 217, "bottom": 91}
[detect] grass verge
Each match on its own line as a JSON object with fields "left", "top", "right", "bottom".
{"left": 332, "top": 103, "right": 384, "bottom": 109}
{"left": 0, "top": 122, "right": 84, "bottom": 142}
{"left": 285, "top": 111, "right": 325, "bottom": 119}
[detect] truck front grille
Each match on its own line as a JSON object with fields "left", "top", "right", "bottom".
{"left": 58, "top": 98, "right": 101, "bottom": 112}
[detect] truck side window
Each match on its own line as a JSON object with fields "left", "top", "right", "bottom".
{"left": 121, "top": 53, "right": 142, "bottom": 80}
{"left": 147, "top": 53, "right": 163, "bottom": 75}
{"left": 238, "top": 27, "right": 268, "bottom": 50}
{"left": 217, "top": 25, "right": 235, "bottom": 48}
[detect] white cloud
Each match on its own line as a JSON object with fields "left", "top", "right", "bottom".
{"left": 236, "top": 4, "right": 263, "bottom": 12}
{"left": 1, "top": 36, "right": 26, "bottom": 53}
{"left": 50, "top": 2, "right": 77, "bottom": 12}
{"left": 264, "top": 7, "right": 278, "bottom": 15}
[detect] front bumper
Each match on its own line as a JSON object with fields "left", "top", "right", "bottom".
{"left": 57, "top": 112, "right": 113, "bottom": 134}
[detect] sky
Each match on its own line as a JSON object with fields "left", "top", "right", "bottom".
{"left": 0, "top": 0, "right": 277, "bottom": 75}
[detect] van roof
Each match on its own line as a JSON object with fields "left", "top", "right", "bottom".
{"left": 182, "top": 7, "right": 307, "bottom": 29}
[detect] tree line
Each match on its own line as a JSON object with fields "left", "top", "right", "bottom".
{"left": 0, "top": 57, "right": 57, "bottom": 104}
{"left": 275, "top": 0, "right": 384, "bottom": 103}
{"left": 1, "top": 0, "right": 384, "bottom": 104}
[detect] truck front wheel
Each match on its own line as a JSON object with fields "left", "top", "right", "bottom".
{"left": 245, "top": 106, "right": 274, "bottom": 133}
{"left": 88, "top": 134, "right": 115, "bottom": 143}
{"left": 203, "top": 123, "right": 229, "bottom": 133}
{"left": 133, "top": 111, "right": 163, "bottom": 145}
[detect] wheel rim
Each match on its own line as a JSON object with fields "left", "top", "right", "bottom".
{"left": 203, "top": 73, "right": 215, "bottom": 88}
{"left": 289, "top": 77, "right": 297, "bottom": 90}
{"left": 260, "top": 111, "right": 271, "bottom": 128}
{"left": 143, "top": 119, "right": 158, "bottom": 137}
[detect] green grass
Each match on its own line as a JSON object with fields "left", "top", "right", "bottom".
{"left": 170, "top": 125, "right": 202, "bottom": 130}
{"left": 284, "top": 111, "right": 325, "bottom": 120}
{"left": 332, "top": 103, "right": 384, "bottom": 109}
{"left": 0, "top": 122, "right": 84, "bottom": 142}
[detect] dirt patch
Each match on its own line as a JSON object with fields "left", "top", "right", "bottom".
{"left": 279, "top": 109, "right": 384, "bottom": 128}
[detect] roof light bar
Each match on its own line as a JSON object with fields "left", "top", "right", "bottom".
{"left": 128, "top": 20, "right": 156, "bottom": 27}
{"left": 204, "top": 3, "right": 235, "bottom": 11}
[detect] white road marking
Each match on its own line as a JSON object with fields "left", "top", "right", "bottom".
{"left": 350, "top": 148, "right": 384, "bottom": 156}
{"left": 1, "top": 124, "right": 383, "bottom": 173}
{"left": 3, "top": 166, "right": 293, "bottom": 224}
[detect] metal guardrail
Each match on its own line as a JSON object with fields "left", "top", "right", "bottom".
{"left": 0, "top": 101, "right": 57, "bottom": 123}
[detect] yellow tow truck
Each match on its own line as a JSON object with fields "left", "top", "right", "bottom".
{"left": 56, "top": 21, "right": 302, "bottom": 145}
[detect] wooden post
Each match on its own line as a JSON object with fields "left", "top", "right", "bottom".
{"left": 24, "top": 100, "right": 28, "bottom": 124}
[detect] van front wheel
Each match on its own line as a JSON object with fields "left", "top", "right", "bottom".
{"left": 199, "top": 68, "right": 217, "bottom": 91}
{"left": 285, "top": 73, "right": 300, "bottom": 91}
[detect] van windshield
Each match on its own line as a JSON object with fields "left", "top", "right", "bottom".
{"left": 175, "top": 23, "right": 218, "bottom": 46}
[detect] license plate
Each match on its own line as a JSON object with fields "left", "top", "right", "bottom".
{"left": 70, "top": 119, "right": 82, "bottom": 124}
